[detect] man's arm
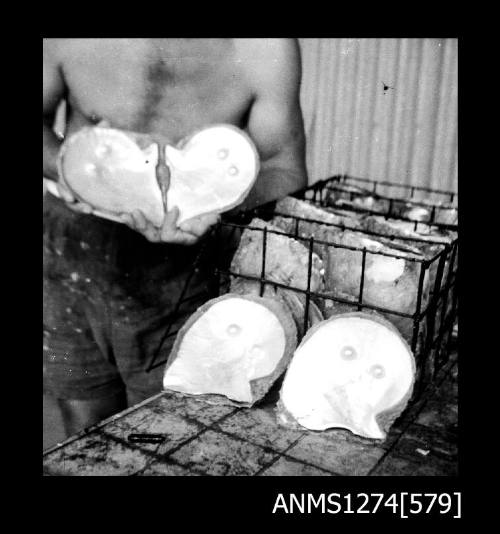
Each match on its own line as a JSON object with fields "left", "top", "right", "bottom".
{"left": 238, "top": 39, "right": 308, "bottom": 211}
{"left": 43, "top": 40, "right": 66, "bottom": 182}
{"left": 43, "top": 40, "right": 94, "bottom": 214}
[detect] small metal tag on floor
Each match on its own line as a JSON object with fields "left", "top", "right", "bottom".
{"left": 127, "top": 433, "right": 166, "bottom": 444}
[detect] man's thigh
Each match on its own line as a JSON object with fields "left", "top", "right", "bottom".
{"left": 43, "top": 194, "right": 126, "bottom": 401}
{"left": 43, "top": 275, "right": 126, "bottom": 401}
{"left": 43, "top": 192, "right": 217, "bottom": 405}
{"left": 110, "top": 263, "right": 214, "bottom": 404}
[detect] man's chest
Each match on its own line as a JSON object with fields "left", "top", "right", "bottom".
{"left": 62, "top": 39, "right": 254, "bottom": 139}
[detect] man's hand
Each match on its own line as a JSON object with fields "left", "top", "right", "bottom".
{"left": 118, "top": 129, "right": 219, "bottom": 245}
{"left": 120, "top": 206, "right": 220, "bottom": 245}
{"left": 117, "top": 127, "right": 221, "bottom": 245}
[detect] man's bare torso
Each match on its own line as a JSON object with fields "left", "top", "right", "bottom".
{"left": 57, "top": 39, "right": 256, "bottom": 142}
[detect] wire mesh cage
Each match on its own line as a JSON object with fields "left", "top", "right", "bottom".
{"left": 147, "top": 175, "right": 458, "bottom": 403}
{"left": 313, "top": 174, "right": 458, "bottom": 228}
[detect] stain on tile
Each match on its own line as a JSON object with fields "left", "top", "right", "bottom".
{"left": 43, "top": 431, "right": 152, "bottom": 476}
{"left": 260, "top": 456, "right": 334, "bottom": 476}
{"left": 169, "top": 429, "right": 278, "bottom": 476}
{"left": 158, "top": 392, "right": 238, "bottom": 425}
{"left": 370, "top": 454, "right": 458, "bottom": 476}
{"left": 286, "top": 432, "right": 386, "bottom": 476}
{"left": 216, "top": 406, "right": 305, "bottom": 452}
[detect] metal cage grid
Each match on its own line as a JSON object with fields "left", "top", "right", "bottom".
{"left": 147, "top": 175, "right": 458, "bottom": 402}
{"left": 312, "top": 175, "right": 458, "bottom": 228}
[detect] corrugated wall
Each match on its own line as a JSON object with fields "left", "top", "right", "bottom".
{"left": 298, "top": 38, "right": 458, "bottom": 193}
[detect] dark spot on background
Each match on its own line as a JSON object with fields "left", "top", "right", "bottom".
{"left": 382, "top": 81, "right": 395, "bottom": 94}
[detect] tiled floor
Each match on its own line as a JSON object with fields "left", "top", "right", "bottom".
{"left": 43, "top": 352, "right": 458, "bottom": 476}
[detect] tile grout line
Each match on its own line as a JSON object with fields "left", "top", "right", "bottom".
{"left": 252, "top": 432, "right": 309, "bottom": 476}
{"left": 146, "top": 408, "right": 241, "bottom": 467}
{"left": 194, "top": 422, "right": 355, "bottom": 475}
{"left": 46, "top": 408, "right": 229, "bottom": 476}
{"left": 157, "top": 415, "right": 312, "bottom": 476}
{"left": 98, "top": 428, "right": 209, "bottom": 475}
{"left": 366, "top": 396, "right": 435, "bottom": 475}
{"left": 366, "top": 358, "right": 458, "bottom": 475}
{"left": 43, "top": 391, "right": 168, "bottom": 456}
{"left": 278, "top": 450, "right": 343, "bottom": 476}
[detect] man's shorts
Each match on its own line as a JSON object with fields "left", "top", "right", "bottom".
{"left": 43, "top": 193, "right": 213, "bottom": 402}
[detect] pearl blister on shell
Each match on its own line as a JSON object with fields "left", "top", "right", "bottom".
{"left": 227, "top": 324, "right": 241, "bottom": 336}
{"left": 370, "top": 364, "right": 385, "bottom": 378}
{"left": 340, "top": 346, "right": 357, "bottom": 360}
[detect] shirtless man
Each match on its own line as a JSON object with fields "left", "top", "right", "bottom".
{"left": 43, "top": 38, "right": 307, "bottom": 438}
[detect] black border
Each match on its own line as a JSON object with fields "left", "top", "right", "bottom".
{"left": 31, "top": 32, "right": 481, "bottom": 523}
